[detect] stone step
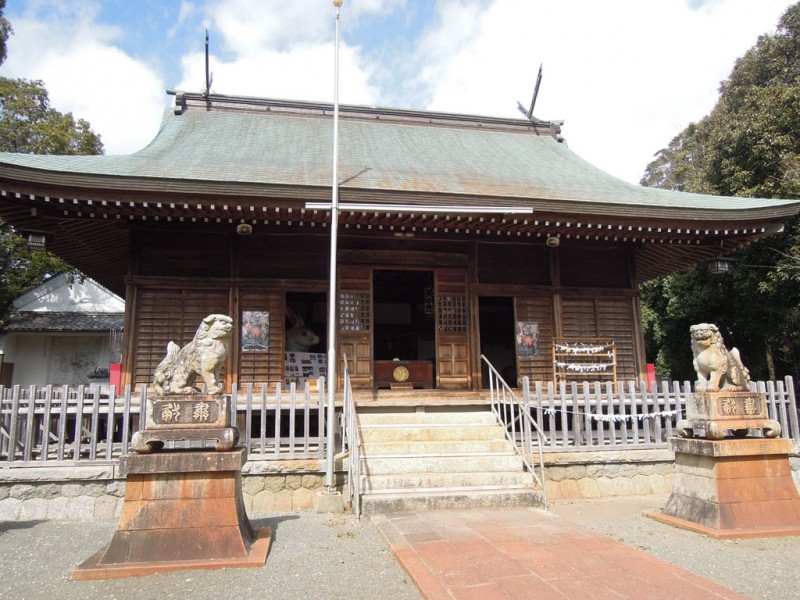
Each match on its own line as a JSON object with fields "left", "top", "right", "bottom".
{"left": 357, "top": 410, "right": 496, "bottom": 426}
{"left": 359, "top": 424, "right": 504, "bottom": 443}
{"left": 361, "top": 438, "right": 513, "bottom": 455}
{"left": 362, "top": 470, "right": 535, "bottom": 493}
{"left": 361, "top": 453, "right": 522, "bottom": 475}
{"left": 353, "top": 407, "right": 542, "bottom": 514}
{"left": 360, "top": 487, "right": 543, "bottom": 514}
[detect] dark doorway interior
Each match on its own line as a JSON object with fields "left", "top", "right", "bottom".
{"left": 285, "top": 291, "right": 326, "bottom": 353}
{"left": 373, "top": 270, "right": 435, "bottom": 362}
{"left": 479, "top": 296, "right": 516, "bottom": 388}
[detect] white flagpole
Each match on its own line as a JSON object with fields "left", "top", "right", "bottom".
{"left": 325, "top": 0, "right": 343, "bottom": 494}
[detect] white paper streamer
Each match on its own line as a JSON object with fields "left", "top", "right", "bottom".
{"left": 541, "top": 407, "right": 679, "bottom": 422}
{"left": 555, "top": 361, "right": 614, "bottom": 373}
{"left": 554, "top": 343, "right": 612, "bottom": 355}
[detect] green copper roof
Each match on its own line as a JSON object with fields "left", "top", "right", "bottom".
{"left": 0, "top": 93, "right": 798, "bottom": 220}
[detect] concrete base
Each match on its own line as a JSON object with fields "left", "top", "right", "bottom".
{"left": 648, "top": 437, "right": 800, "bottom": 539}
{"left": 314, "top": 489, "right": 345, "bottom": 513}
{"left": 72, "top": 449, "right": 270, "bottom": 580}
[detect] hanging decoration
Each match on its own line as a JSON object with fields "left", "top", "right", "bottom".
{"left": 554, "top": 361, "right": 614, "bottom": 373}
{"left": 541, "top": 406, "right": 680, "bottom": 422}
{"left": 553, "top": 338, "right": 617, "bottom": 384}
{"left": 553, "top": 342, "right": 612, "bottom": 355}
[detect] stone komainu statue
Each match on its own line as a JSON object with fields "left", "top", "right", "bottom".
{"left": 690, "top": 323, "right": 751, "bottom": 392}
{"left": 153, "top": 314, "right": 233, "bottom": 395}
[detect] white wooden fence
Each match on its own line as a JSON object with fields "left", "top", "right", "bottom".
{"left": 0, "top": 381, "right": 328, "bottom": 467}
{"left": 1, "top": 377, "right": 798, "bottom": 467}
{"left": 524, "top": 376, "right": 800, "bottom": 451}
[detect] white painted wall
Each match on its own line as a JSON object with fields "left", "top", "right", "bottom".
{"left": 1, "top": 274, "right": 123, "bottom": 391}
{"left": 3, "top": 333, "right": 114, "bottom": 390}
{"left": 13, "top": 273, "right": 124, "bottom": 313}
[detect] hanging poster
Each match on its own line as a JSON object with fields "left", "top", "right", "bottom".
{"left": 285, "top": 352, "right": 327, "bottom": 386}
{"left": 241, "top": 311, "right": 270, "bottom": 351}
{"left": 516, "top": 321, "right": 540, "bottom": 357}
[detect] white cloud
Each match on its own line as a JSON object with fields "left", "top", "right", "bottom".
{"left": 2, "top": 4, "right": 166, "bottom": 155}
{"left": 1, "top": 0, "right": 795, "bottom": 184}
{"left": 168, "top": 1, "right": 198, "bottom": 40}
{"left": 408, "top": 0, "right": 795, "bottom": 183}
{"left": 176, "top": 0, "right": 398, "bottom": 104}
{"left": 178, "top": 42, "right": 378, "bottom": 104}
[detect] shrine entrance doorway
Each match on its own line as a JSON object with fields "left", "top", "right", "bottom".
{"left": 478, "top": 296, "right": 517, "bottom": 389}
{"left": 373, "top": 269, "right": 436, "bottom": 389}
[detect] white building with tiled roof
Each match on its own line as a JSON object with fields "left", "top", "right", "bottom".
{"left": 0, "top": 272, "right": 123, "bottom": 389}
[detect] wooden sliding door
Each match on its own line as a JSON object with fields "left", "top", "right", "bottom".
{"left": 435, "top": 269, "right": 471, "bottom": 389}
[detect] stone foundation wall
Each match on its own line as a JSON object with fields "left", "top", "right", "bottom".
{"left": 0, "top": 466, "right": 124, "bottom": 522}
{"left": 0, "top": 459, "right": 343, "bottom": 522}
{"left": 544, "top": 449, "right": 677, "bottom": 501}
{"left": 240, "top": 459, "right": 346, "bottom": 513}
{"left": 1, "top": 449, "right": 797, "bottom": 520}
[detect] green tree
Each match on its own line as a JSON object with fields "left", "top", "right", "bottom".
{"left": 0, "top": 78, "right": 104, "bottom": 155}
{"left": 0, "top": 0, "right": 11, "bottom": 66}
{"left": 0, "top": 223, "right": 74, "bottom": 323}
{"left": 640, "top": 3, "right": 800, "bottom": 384}
{"left": 0, "top": 7, "right": 103, "bottom": 326}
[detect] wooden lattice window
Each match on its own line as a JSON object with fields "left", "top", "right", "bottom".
{"left": 437, "top": 295, "right": 467, "bottom": 332}
{"left": 339, "top": 292, "right": 371, "bottom": 332}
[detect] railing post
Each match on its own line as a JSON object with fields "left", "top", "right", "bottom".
{"left": 120, "top": 385, "right": 133, "bottom": 456}
{"left": 605, "top": 381, "right": 617, "bottom": 447}
{"left": 786, "top": 376, "right": 799, "bottom": 443}
{"left": 274, "top": 383, "right": 283, "bottom": 457}
{"left": 23, "top": 385, "right": 37, "bottom": 462}
{"left": 7, "top": 385, "right": 21, "bottom": 463}
{"left": 42, "top": 385, "right": 54, "bottom": 461}
{"left": 104, "top": 386, "right": 116, "bottom": 462}
{"left": 523, "top": 377, "right": 533, "bottom": 460}
{"left": 244, "top": 384, "right": 253, "bottom": 460}
{"left": 259, "top": 385, "right": 267, "bottom": 456}
{"left": 230, "top": 382, "right": 239, "bottom": 431}
{"left": 72, "top": 385, "right": 85, "bottom": 461}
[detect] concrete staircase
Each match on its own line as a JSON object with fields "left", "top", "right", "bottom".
{"left": 357, "top": 408, "right": 544, "bottom": 513}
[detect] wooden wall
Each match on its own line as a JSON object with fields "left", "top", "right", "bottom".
{"left": 132, "top": 287, "right": 229, "bottom": 385}
{"left": 124, "top": 230, "right": 646, "bottom": 390}
{"left": 561, "top": 297, "right": 638, "bottom": 382}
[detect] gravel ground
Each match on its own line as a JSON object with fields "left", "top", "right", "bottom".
{"left": 549, "top": 494, "right": 800, "bottom": 600}
{"left": 2, "top": 496, "right": 799, "bottom": 599}
{"left": 0, "top": 512, "right": 422, "bottom": 600}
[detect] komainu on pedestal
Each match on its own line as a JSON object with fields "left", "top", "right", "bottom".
{"left": 73, "top": 314, "right": 270, "bottom": 579}
{"left": 677, "top": 323, "right": 780, "bottom": 439}
{"left": 131, "top": 314, "right": 239, "bottom": 453}
{"left": 649, "top": 323, "right": 800, "bottom": 538}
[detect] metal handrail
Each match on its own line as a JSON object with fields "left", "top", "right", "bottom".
{"left": 340, "top": 354, "right": 362, "bottom": 518}
{"left": 481, "top": 355, "right": 548, "bottom": 508}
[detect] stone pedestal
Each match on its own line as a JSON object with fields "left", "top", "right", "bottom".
{"left": 72, "top": 449, "right": 270, "bottom": 579}
{"left": 676, "top": 391, "right": 781, "bottom": 440}
{"left": 131, "top": 394, "right": 239, "bottom": 453}
{"left": 648, "top": 437, "right": 800, "bottom": 538}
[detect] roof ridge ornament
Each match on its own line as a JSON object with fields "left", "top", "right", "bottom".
{"left": 517, "top": 63, "right": 543, "bottom": 122}
{"left": 202, "top": 30, "right": 214, "bottom": 109}
{"left": 516, "top": 64, "right": 564, "bottom": 142}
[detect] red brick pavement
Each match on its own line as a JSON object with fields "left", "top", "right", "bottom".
{"left": 372, "top": 507, "right": 747, "bottom": 600}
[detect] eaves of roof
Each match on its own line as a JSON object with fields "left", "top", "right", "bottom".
{"left": 1, "top": 312, "right": 124, "bottom": 333}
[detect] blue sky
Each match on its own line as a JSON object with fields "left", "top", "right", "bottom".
{"left": 2, "top": 0, "right": 797, "bottom": 184}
